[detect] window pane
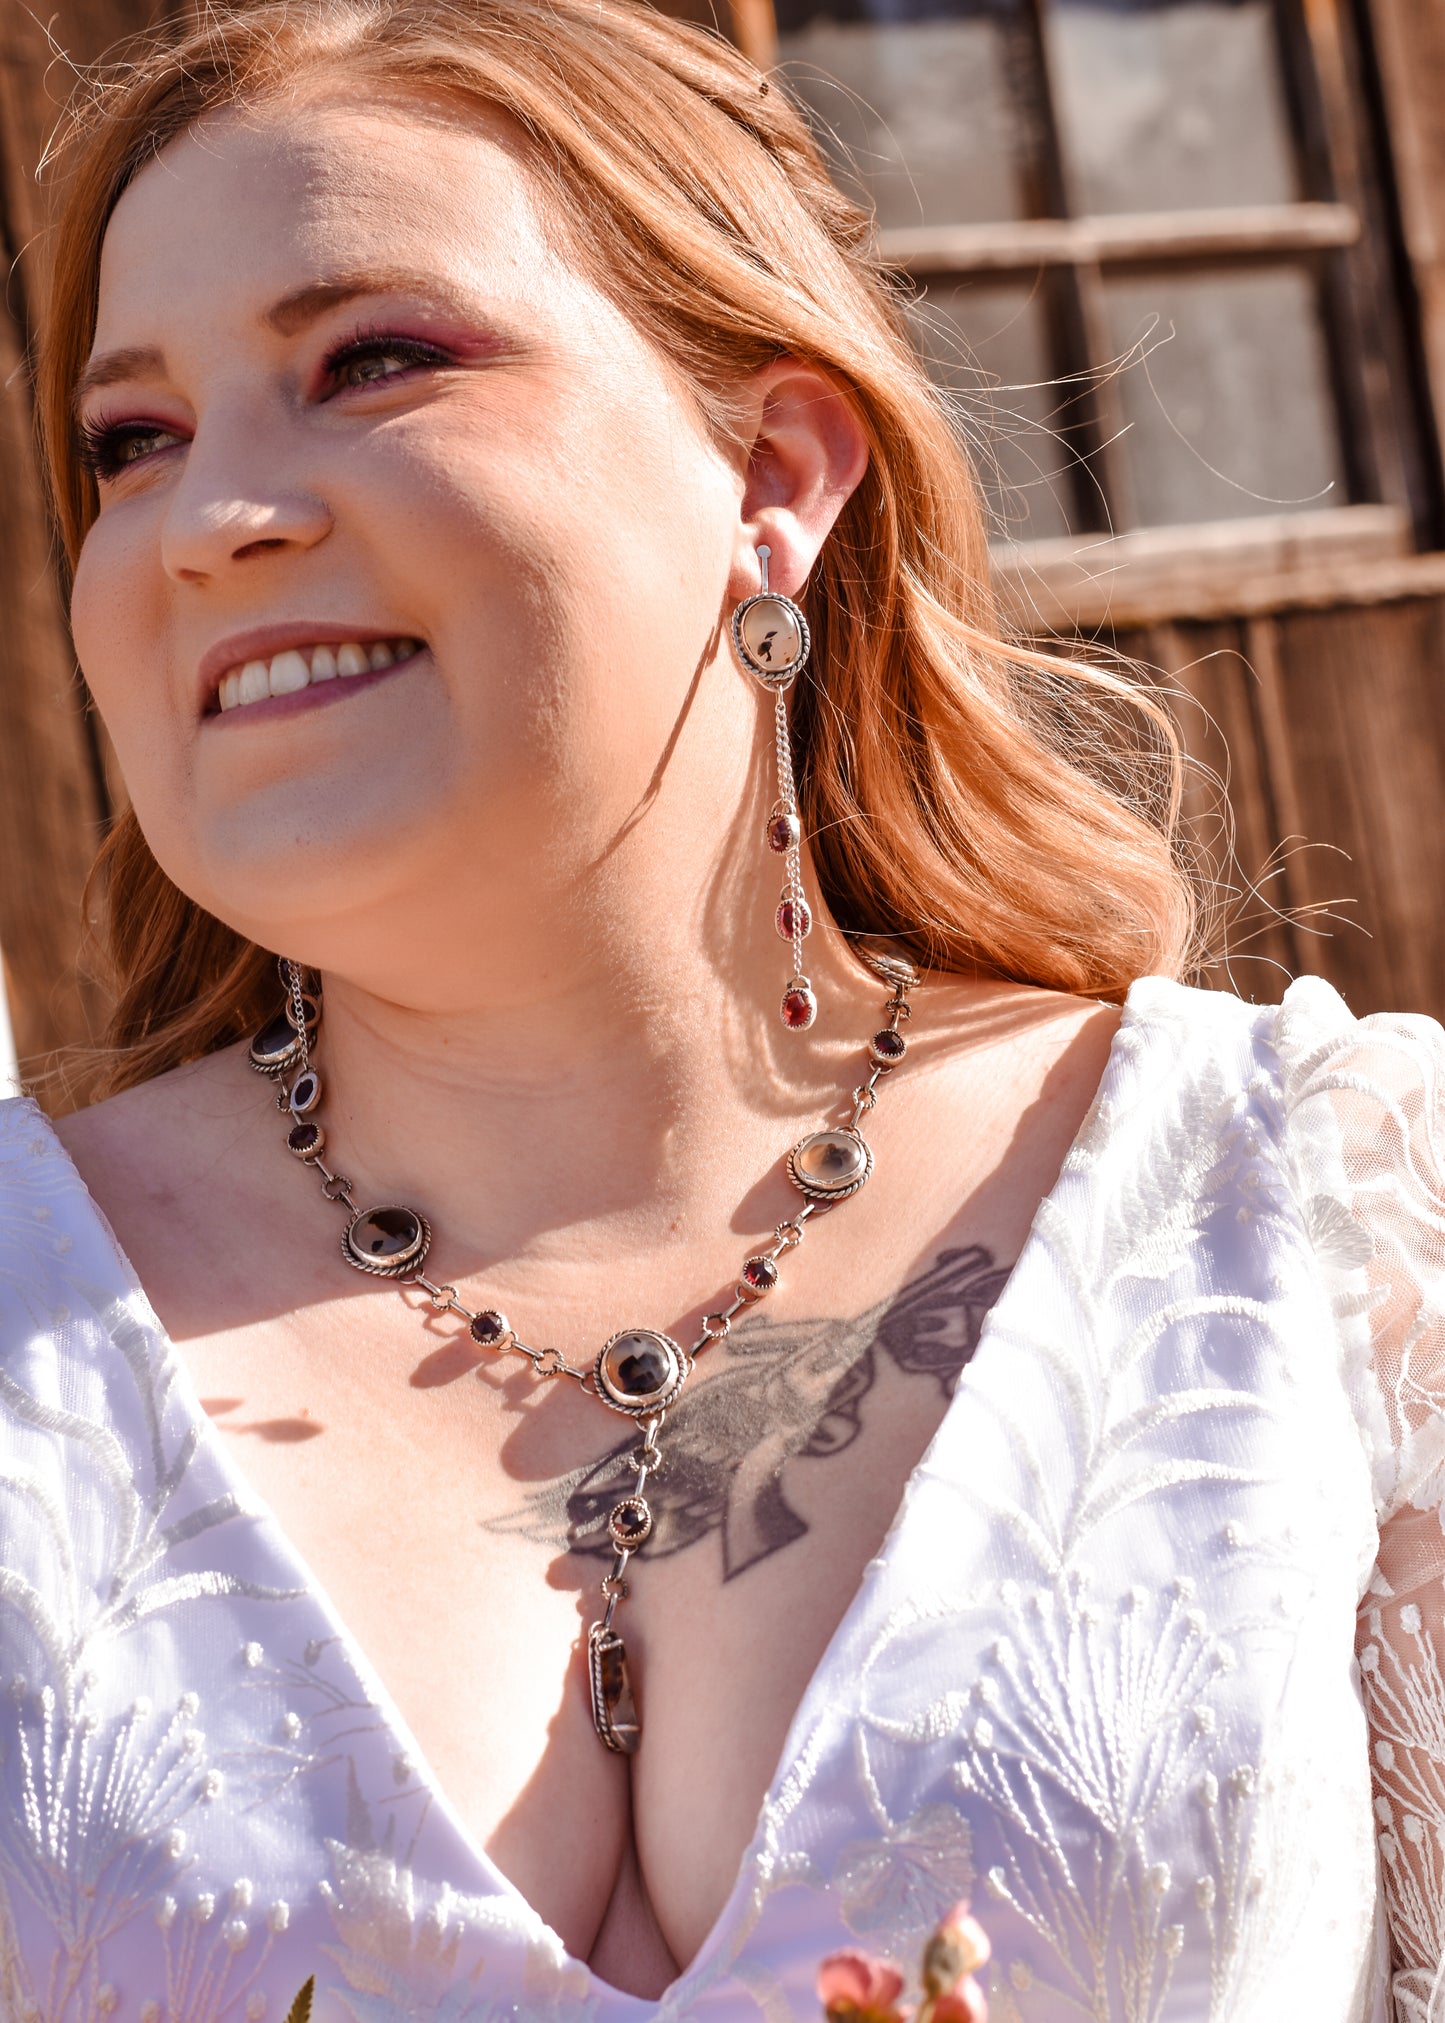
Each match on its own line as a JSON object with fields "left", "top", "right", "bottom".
{"left": 910, "top": 280, "right": 1077, "bottom": 539}
{"left": 1046, "top": 0, "right": 1301, "bottom": 215}
{"left": 776, "top": 0, "right": 1026, "bottom": 228}
{"left": 1103, "top": 266, "right": 1345, "bottom": 526}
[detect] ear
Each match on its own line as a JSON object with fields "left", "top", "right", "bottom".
{"left": 728, "top": 358, "right": 870, "bottom": 604}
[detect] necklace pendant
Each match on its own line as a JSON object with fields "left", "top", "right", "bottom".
{"left": 342, "top": 1204, "right": 432, "bottom": 1278}
{"left": 595, "top": 1328, "right": 686, "bottom": 1415}
{"left": 588, "top": 1622, "right": 641, "bottom": 1754}
{"left": 787, "top": 1126, "right": 874, "bottom": 1201}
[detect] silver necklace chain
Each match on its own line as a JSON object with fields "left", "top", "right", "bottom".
{"left": 253, "top": 951, "right": 916, "bottom": 1752}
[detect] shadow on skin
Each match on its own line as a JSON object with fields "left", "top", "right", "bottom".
{"left": 200, "top": 1395, "right": 325, "bottom": 1441}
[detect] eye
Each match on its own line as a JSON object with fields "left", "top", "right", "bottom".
{"left": 77, "top": 418, "right": 187, "bottom": 482}
{"left": 323, "top": 332, "right": 454, "bottom": 392}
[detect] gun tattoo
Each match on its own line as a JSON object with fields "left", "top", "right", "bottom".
{"left": 486, "top": 1244, "right": 1010, "bottom": 1582}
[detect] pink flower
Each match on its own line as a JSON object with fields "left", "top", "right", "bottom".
{"left": 817, "top": 1948, "right": 910, "bottom": 2022}
{"left": 926, "top": 1981, "right": 987, "bottom": 2023}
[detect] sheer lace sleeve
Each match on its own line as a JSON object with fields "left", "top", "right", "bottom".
{"left": 1278, "top": 979, "right": 1445, "bottom": 2022}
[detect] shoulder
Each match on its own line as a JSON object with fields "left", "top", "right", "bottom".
{"left": 52, "top": 1042, "right": 264, "bottom": 1220}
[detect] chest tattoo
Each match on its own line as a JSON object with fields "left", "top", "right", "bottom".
{"left": 487, "top": 1244, "right": 1010, "bottom": 1581}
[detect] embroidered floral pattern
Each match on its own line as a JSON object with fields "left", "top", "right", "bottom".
{"left": 0, "top": 975, "right": 1438, "bottom": 2021}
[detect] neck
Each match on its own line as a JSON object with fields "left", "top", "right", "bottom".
{"left": 303, "top": 867, "right": 897, "bottom": 1281}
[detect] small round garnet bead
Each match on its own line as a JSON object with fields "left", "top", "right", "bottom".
{"left": 469, "top": 1309, "right": 510, "bottom": 1348}
{"left": 766, "top": 812, "right": 801, "bottom": 854}
{"left": 870, "top": 1028, "right": 907, "bottom": 1064}
{"left": 608, "top": 1496, "right": 653, "bottom": 1549}
{"left": 781, "top": 985, "right": 818, "bottom": 1030}
{"left": 286, "top": 1121, "right": 323, "bottom": 1161}
{"left": 739, "top": 1254, "right": 779, "bottom": 1300}
{"left": 775, "top": 897, "right": 812, "bottom": 941}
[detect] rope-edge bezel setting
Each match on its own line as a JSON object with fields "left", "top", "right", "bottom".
{"left": 730, "top": 589, "right": 812, "bottom": 687}
{"left": 341, "top": 1205, "right": 433, "bottom": 1278}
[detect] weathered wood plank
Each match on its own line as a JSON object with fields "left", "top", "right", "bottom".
{"left": 0, "top": 280, "right": 105, "bottom": 1070}
{"left": 1368, "top": 0, "right": 1445, "bottom": 504}
{"left": 995, "top": 504, "right": 1414, "bottom": 631}
{"left": 879, "top": 202, "right": 1361, "bottom": 277}
{"left": 1261, "top": 595, "right": 1445, "bottom": 1018}
{"left": 0, "top": 0, "right": 180, "bottom": 1085}
{"left": 1134, "top": 620, "right": 1304, "bottom": 1002}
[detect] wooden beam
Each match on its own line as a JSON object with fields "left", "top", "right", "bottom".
{"left": 0, "top": 0, "right": 182, "bottom": 1090}
{"left": 1367, "top": 0, "right": 1445, "bottom": 506}
{"left": 879, "top": 202, "right": 1360, "bottom": 278}
{"left": 991, "top": 504, "right": 1441, "bottom": 630}
{"left": 726, "top": 0, "right": 776, "bottom": 71}
{"left": 0, "top": 279, "right": 107, "bottom": 1075}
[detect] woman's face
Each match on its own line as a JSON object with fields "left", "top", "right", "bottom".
{"left": 71, "top": 89, "right": 758, "bottom": 995}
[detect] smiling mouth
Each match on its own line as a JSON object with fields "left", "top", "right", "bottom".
{"left": 213, "top": 636, "right": 424, "bottom": 714}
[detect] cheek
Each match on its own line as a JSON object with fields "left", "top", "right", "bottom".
{"left": 71, "top": 510, "right": 176, "bottom": 763}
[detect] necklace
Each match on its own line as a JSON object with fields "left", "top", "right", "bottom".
{"left": 250, "top": 951, "right": 917, "bottom": 1753}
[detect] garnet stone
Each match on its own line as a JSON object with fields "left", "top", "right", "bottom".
{"left": 739, "top": 1254, "right": 779, "bottom": 1299}
{"left": 781, "top": 985, "right": 817, "bottom": 1030}
{"left": 595, "top": 1329, "right": 685, "bottom": 1415}
{"left": 870, "top": 1028, "right": 907, "bottom": 1064}
{"left": 608, "top": 1496, "right": 654, "bottom": 1549}
{"left": 787, "top": 1128, "right": 873, "bottom": 1201}
{"left": 287, "top": 1120, "right": 324, "bottom": 1161}
{"left": 469, "top": 1309, "right": 510, "bottom": 1348}
{"left": 775, "top": 897, "right": 812, "bottom": 941}
{"left": 342, "top": 1204, "right": 431, "bottom": 1277}
{"left": 766, "top": 812, "right": 801, "bottom": 854}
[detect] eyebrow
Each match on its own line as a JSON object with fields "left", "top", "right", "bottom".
{"left": 72, "top": 268, "right": 480, "bottom": 421}
{"left": 72, "top": 344, "right": 166, "bottom": 418}
{"left": 262, "top": 267, "right": 477, "bottom": 334}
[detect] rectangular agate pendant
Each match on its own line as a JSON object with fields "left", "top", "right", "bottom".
{"left": 588, "top": 1623, "right": 641, "bottom": 1754}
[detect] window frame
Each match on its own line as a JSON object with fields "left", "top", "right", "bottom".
{"left": 710, "top": 0, "right": 1445, "bottom": 629}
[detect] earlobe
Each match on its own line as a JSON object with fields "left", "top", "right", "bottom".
{"left": 735, "top": 359, "right": 869, "bottom": 598}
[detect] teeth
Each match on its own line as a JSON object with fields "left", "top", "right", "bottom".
{"left": 216, "top": 638, "right": 419, "bottom": 711}
{"left": 268, "top": 650, "right": 310, "bottom": 697}
{"left": 238, "top": 660, "right": 270, "bottom": 706}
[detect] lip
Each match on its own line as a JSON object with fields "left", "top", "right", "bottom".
{"left": 196, "top": 620, "right": 426, "bottom": 715}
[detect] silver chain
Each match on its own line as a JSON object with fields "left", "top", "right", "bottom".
{"left": 773, "top": 682, "right": 808, "bottom": 984}
{"left": 268, "top": 951, "right": 914, "bottom": 1748}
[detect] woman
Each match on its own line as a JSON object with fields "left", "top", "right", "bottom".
{"left": 1, "top": 0, "right": 1440, "bottom": 2015}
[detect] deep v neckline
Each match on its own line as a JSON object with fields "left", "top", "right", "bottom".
{"left": 23, "top": 993, "right": 1137, "bottom": 2013}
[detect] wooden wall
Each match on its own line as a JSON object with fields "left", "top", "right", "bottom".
{"left": 0, "top": 0, "right": 179, "bottom": 1073}
{"left": 1128, "top": 597, "right": 1445, "bottom": 1016}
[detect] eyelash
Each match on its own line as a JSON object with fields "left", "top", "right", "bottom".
{"left": 74, "top": 329, "right": 455, "bottom": 481}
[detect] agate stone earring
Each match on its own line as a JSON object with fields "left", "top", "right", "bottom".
{"left": 731, "top": 543, "right": 816, "bottom": 1029}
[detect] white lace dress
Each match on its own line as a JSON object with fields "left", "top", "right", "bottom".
{"left": 0, "top": 973, "right": 1441, "bottom": 2023}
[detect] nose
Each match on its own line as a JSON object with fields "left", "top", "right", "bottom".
{"left": 160, "top": 405, "right": 333, "bottom": 582}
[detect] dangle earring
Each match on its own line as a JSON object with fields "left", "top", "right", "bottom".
{"left": 730, "top": 543, "right": 817, "bottom": 1030}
